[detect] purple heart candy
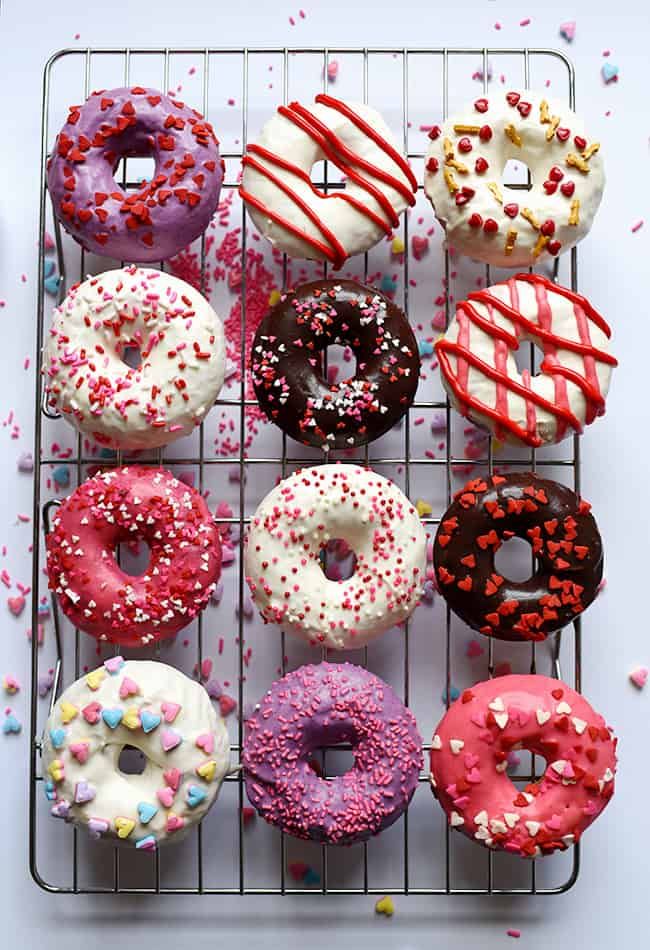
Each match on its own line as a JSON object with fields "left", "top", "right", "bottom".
{"left": 74, "top": 780, "right": 96, "bottom": 804}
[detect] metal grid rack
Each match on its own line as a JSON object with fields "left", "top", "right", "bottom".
{"left": 30, "top": 46, "right": 582, "bottom": 897}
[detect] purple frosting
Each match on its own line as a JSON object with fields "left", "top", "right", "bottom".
{"left": 243, "top": 662, "right": 423, "bottom": 845}
{"left": 47, "top": 86, "right": 224, "bottom": 262}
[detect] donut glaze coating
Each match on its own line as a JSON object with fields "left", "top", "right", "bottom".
{"left": 434, "top": 473, "right": 603, "bottom": 642}
{"left": 43, "top": 267, "right": 226, "bottom": 451}
{"left": 429, "top": 674, "right": 617, "bottom": 857}
{"left": 243, "top": 662, "right": 422, "bottom": 845}
{"left": 42, "top": 659, "right": 230, "bottom": 848}
{"left": 251, "top": 279, "right": 420, "bottom": 450}
{"left": 47, "top": 86, "right": 223, "bottom": 262}
{"left": 245, "top": 464, "right": 427, "bottom": 650}
{"left": 46, "top": 466, "right": 221, "bottom": 647}
{"left": 424, "top": 90, "right": 604, "bottom": 267}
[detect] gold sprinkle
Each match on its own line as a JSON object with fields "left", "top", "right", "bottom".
{"left": 504, "top": 123, "right": 522, "bottom": 147}
{"left": 545, "top": 116, "right": 561, "bottom": 141}
{"left": 568, "top": 199, "right": 580, "bottom": 226}
{"left": 444, "top": 167, "right": 458, "bottom": 194}
{"left": 566, "top": 152, "right": 590, "bottom": 174}
{"left": 521, "top": 207, "right": 541, "bottom": 230}
{"left": 504, "top": 228, "right": 518, "bottom": 256}
{"left": 446, "top": 157, "right": 469, "bottom": 174}
{"left": 539, "top": 100, "right": 551, "bottom": 123}
{"left": 487, "top": 181, "right": 503, "bottom": 205}
{"left": 582, "top": 142, "right": 600, "bottom": 161}
{"left": 453, "top": 124, "right": 482, "bottom": 135}
{"left": 532, "top": 234, "right": 550, "bottom": 259}
{"left": 443, "top": 137, "right": 455, "bottom": 159}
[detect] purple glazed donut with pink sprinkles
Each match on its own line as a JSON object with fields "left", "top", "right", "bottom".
{"left": 47, "top": 86, "right": 224, "bottom": 262}
{"left": 243, "top": 662, "right": 423, "bottom": 845}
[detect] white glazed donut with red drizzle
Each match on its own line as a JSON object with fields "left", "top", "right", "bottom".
{"left": 424, "top": 90, "right": 604, "bottom": 267}
{"left": 429, "top": 674, "right": 617, "bottom": 857}
{"left": 240, "top": 95, "right": 417, "bottom": 267}
{"left": 244, "top": 464, "right": 426, "bottom": 649}
{"left": 435, "top": 273, "right": 617, "bottom": 447}
{"left": 43, "top": 267, "right": 226, "bottom": 451}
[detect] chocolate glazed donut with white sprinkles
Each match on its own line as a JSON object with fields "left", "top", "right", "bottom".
{"left": 251, "top": 280, "right": 420, "bottom": 450}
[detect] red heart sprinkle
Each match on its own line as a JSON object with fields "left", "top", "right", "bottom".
{"left": 506, "top": 92, "right": 521, "bottom": 106}
{"left": 547, "top": 240, "right": 562, "bottom": 256}
{"left": 474, "top": 157, "right": 489, "bottom": 174}
{"left": 458, "top": 137, "right": 472, "bottom": 153}
{"left": 543, "top": 180, "right": 558, "bottom": 195}
{"left": 483, "top": 218, "right": 498, "bottom": 234}
{"left": 517, "top": 101, "right": 532, "bottom": 117}
{"left": 560, "top": 180, "right": 575, "bottom": 197}
{"left": 428, "top": 125, "right": 441, "bottom": 140}
{"left": 426, "top": 156, "right": 439, "bottom": 173}
{"left": 556, "top": 127, "right": 570, "bottom": 142}
{"left": 503, "top": 203, "right": 519, "bottom": 218}
{"left": 479, "top": 125, "right": 493, "bottom": 142}
{"left": 474, "top": 98, "right": 489, "bottom": 113}
{"left": 468, "top": 213, "right": 483, "bottom": 229}
{"left": 574, "top": 135, "right": 587, "bottom": 149}
{"left": 540, "top": 219, "right": 556, "bottom": 237}
{"left": 549, "top": 165, "right": 564, "bottom": 182}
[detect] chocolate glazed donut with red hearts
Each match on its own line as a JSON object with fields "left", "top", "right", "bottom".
{"left": 250, "top": 279, "right": 420, "bottom": 450}
{"left": 434, "top": 473, "right": 603, "bottom": 641}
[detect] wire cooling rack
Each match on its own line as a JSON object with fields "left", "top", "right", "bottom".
{"left": 30, "top": 46, "right": 584, "bottom": 896}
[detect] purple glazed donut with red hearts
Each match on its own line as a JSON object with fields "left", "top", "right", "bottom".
{"left": 47, "top": 86, "right": 224, "bottom": 262}
{"left": 243, "top": 662, "right": 423, "bottom": 845}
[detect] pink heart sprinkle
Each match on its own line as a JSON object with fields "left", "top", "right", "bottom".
{"left": 411, "top": 235, "right": 429, "bottom": 261}
{"left": 452, "top": 795, "right": 470, "bottom": 808}
{"left": 195, "top": 733, "right": 214, "bottom": 754}
{"left": 70, "top": 741, "right": 90, "bottom": 764}
{"left": 464, "top": 753, "right": 480, "bottom": 769}
{"left": 161, "top": 728, "right": 181, "bottom": 752}
{"left": 629, "top": 667, "right": 648, "bottom": 689}
{"left": 546, "top": 814, "right": 562, "bottom": 831}
{"left": 583, "top": 800, "right": 598, "bottom": 816}
{"left": 466, "top": 767, "right": 482, "bottom": 784}
{"left": 8, "top": 595, "right": 25, "bottom": 617}
{"left": 119, "top": 676, "right": 140, "bottom": 699}
{"left": 163, "top": 768, "right": 181, "bottom": 791}
{"left": 166, "top": 814, "right": 184, "bottom": 833}
{"left": 157, "top": 786, "right": 175, "bottom": 808}
{"left": 104, "top": 655, "right": 124, "bottom": 674}
{"left": 82, "top": 702, "right": 102, "bottom": 724}
{"left": 510, "top": 706, "right": 530, "bottom": 727}
{"left": 161, "top": 701, "right": 181, "bottom": 723}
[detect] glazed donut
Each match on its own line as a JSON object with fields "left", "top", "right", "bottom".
{"left": 243, "top": 662, "right": 422, "bottom": 844}
{"left": 46, "top": 466, "right": 221, "bottom": 647}
{"left": 424, "top": 90, "right": 604, "bottom": 267}
{"left": 429, "top": 674, "right": 617, "bottom": 857}
{"left": 434, "top": 473, "right": 603, "bottom": 642}
{"left": 43, "top": 659, "right": 230, "bottom": 848}
{"left": 251, "top": 279, "right": 420, "bottom": 450}
{"left": 43, "top": 267, "right": 226, "bottom": 451}
{"left": 435, "top": 273, "right": 616, "bottom": 447}
{"left": 240, "top": 94, "right": 417, "bottom": 267}
{"left": 245, "top": 464, "right": 426, "bottom": 650}
{"left": 47, "top": 86, "right": 223, "bottom": 262}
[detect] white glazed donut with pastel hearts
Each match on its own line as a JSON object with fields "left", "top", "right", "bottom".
{"left": 42, "top": 659, "right": 230, "bottom": 849}
{"left": 423, "top": 90, "right": 604, "bottom": 267}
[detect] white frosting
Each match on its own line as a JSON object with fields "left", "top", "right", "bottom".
{"left": 424, "top": 90, "right": 604, "bottom": 267}
{"left": 244, "top": 464, "right": 426, "bottom": 649}
{"left": 42, "top": 660, "right": 230, "bottom": 848}
{"left": 43, "top": 267, "right": 226, "bottom": 450}
{"left": 241, "top": 96, "right": 416, "bottom": 265}
{"left": 437, "top": 276, "right": 615, "bottom": 446}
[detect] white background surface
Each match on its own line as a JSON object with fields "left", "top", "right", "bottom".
{"left": 0, "top": 0, "right": 648, "bottom": 947}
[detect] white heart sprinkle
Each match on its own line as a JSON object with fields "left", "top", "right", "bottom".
{"left": 449, "top": 739, "right": 465, "bottom": 755}
{"left": 556, "top": 701, "right": 572, "bottom": 715}
{"left": 490, "top": 819, "right": 507, "bottom": 834}
{"left": 602, "top": 768, "right": 614, "bottom": 782}
{"left": 536, "top": 709, "right": 551, "bottom": 725}
{"left": 495, "top": 761, "right": 508, "bottom": 772}
{"left": 431, "top": 734, "right": 442, "bottom": 750}
{"left": 488, "top": 697, "right": 505, "bottom": 712}
{"left": 551, "top": 759, "right": 567, "bottom": 774}
{"left": 474, "top": 810, "right": 488, "bottom": 826}
{"left": 475, "top": 826, "right": 491, "bottom": 841}
{"left": 494, "top": 712, "right": 509, "bottom": 730}
{"left": 504, "top": 812, "right": 520, "bottom": 828}
{"left": 450, "top": 811, "right": 464, "bottom": 827}
{"left": 525, "top": 821, "right": 541, "bottom": 837}
{"left": 572, "top": 717, "right": 587, "bottom": 735}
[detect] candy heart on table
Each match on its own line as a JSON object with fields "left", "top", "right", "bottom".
{"left": 219, "top": 694, "right": 237, "bottom": 717}
{"left": 195, "top": 733, "right": 214, "bottom": 755}
{"left": 161, "top": 728, "right": 182, "bottom": 752}
{"left": 629, "top": 667, "right": 648, "bottom": 689}
{"left": 3, "top": 713, "right": 21, "bottom": 735}
{"left": 559, "top": 20, "right": 576, "bottom": 42}
{"left": 7, "top": 595, "right": 26, "bottom": 617}
{"left": 82, "top": 701, "right": 102, "bottom": 724}
{"left": 375, "top": 895, "right": 395, "bottom": 917}
{"left": 140, "top": 710, "right": 161, "bottom": 733}
{"left": 49, "top": 727, "right": 66, "bottom": 749}
{"left": 411, "top": 235, "right": 429, "bottom": 261}
{"left": 69, "top": 741, "right": 90, "bottom": 764}
{"left": 161, "top": 701, "right": 181, "bottom": 723}
{"left": 163, "top": 767, "right": 182, "bottom": 791}
{"left": 119, "top": 676, "right": 140, "bottom": 700}
{"left": 601, "top": 62, "right": 619, "bottom": 84}
{"left": 135, "top": 835, "right": 157, "bottom": 851}
{"left": 3, "top": 674, "right": 20, "bottom": 694}
{"left": 165, "top": 813, "right": 184, "bottom": 834}
{"left": 186, "top": 784, "right": 208, "bottom": 808}
{"left": 88, "top": 818, "right": 110, "bottom": 839}
{"left": 137, "top": 801, "right": 158, "bottom": 824}
{"left": 101, "top": 707, "right": 124, "bottom": 730}
{"left": 74, "top": 780, "right": 96, "bottom": 805}
{"left": 104, "top": 655, "right": 125, "bottom": 675}
{"left": 115, "top": 816, "right": 135, "bottom": 839}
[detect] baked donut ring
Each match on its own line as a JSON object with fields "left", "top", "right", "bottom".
{"left": 251, "top": 279, "right": 420, "bottom": 450}
{"left": 424, "top": 90, "right": 604, "bottom": 267}
{"left": 429, "top": 674, "right": 617, "bottom": 857}
{"left": 241, "top": 94, "right": 417, "bottom": 266}
{"left": 434, "top": 473, "right": 603, "bottom": 642}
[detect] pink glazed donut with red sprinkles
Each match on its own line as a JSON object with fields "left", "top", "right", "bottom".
{"left": 243, "top": 662, "right": 423, "bottom": 844}
{"left": 46, "top": 466, "right": 221, "bottom": 648}
{"left": 429, "top": 674, "right": 617, "bottom": 857}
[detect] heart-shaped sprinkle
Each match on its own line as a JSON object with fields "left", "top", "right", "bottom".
{"left": 135, "top": 835, "right": 157, "bottom": 851}
{"left": 525, "top": 820, "right": 541, "bottom": 836}
{"left": 49, "top": 727, "right": 66, "bottom": 749}
{"left": 411, "top": 235, "right": 429, "bottom": 260}
{"left": 375, "top": 896, "right": 395, "bottom": 917}
{"left": 137, "top": 801, "right": 158, "bottom": 824}
{"left": 450, "top": 811, "right": 464, "bottom": 827}
{"left": 464, "top": 752, "right": 479, "bottom": 769}
{"left": 549, "top": 165, "right": 564, "bottom": 182}
{"left": 474, "top": 157, "right": 488, "bottom": 174}
{"left": 161, "top": 728, "right": 182, "bottom": 752}
{"left": 536, "top": 709, "right": 551, "bottom": 725}
{"left": 629, "top": 667, "right": 648, "bottom": 689}
{"left": 122, "top": 706, "right": 141, "bottom": 731}
{"left": 69, "top": 741, "right": 90, "bottom": 764}
{"left": 547, "top": 240, "right": 562, "bottom": 256}
{"left": 7, "top": 595, "right": 26, "bottom": 617}
{"left": 157, "top": 786, "right": 175, "bottom": 808}
{"left": 51, "top": 800, "right": 70, "bottom": 819}
{"left": 219, "top": 695, "right": 237, "bottom": 717}
{"left": 504, "top": 812, "right": 520, "bottom": 828}
{"left": 101, "top": 707, "right": 123, "bottom": 730}
{"left": 470, "top": 711, "right": 486, "bottom": 728}
{"left": 3, "top": 712, "right": 21, "bottom": 735}
{"left": 186, "top": 784, "right": 208, "bottom": 808}
{"left": 506, "top": 91, "right": 521, "bottom": 107}
{"left": 546, "top": 814, "right": 562, "bottom": 831}
{"left": 449, "top": 739, "right": 464, "bottom": 755}
{"left": 560, "top": 180, "right": 575, "bottom": 197}
{"left": 88, "top": 817, "right": 109, "bottom": 838}
{"left": 140, "top": 710, "right": 161, "bottom": 733}
{"left": 74, "top": 780, "right": 96, "bottom": 805}
{"left": 85, "top": 668, "right": 106, "bottom": 691}
{"left": 474, "top": 97, "right": 489, "bottom": 113}
{"left": 503, "top": 202, "right": 519, "bottom": 218}
{"left": 601, "top": 62, "right": 619, "bottom": 84}
{"left": 517, "top": 101, "right": 532, "bottom": 118}
{"left": 466, "top": 767, "right": 482, "bottom": 784}
{"left": 559, "top": 21, "right": 576, "bottom": 42}
{"left": 161, "top": 701, "right": 181, "bottom": 723}
{"left": 556, "top": 127, "right": 570, "bottom": 142}
{"left": 59, "top": 701, "right": 79, "bottom": 724}
{"left": 195, "top": 733, "right": 214, "bottom": 755}
{"left": 540, "top": 219, "right": 556, "bottom": 237}
{"left": 104, "top": 656, "right": 124, "bottom": 675}
{"left": 196, "top": 759, "right": 217, "bottom": 782}
{"left": 431, "top": 734, "right": 442, "bottom": 750}
{"left": 115, "top": 816, "right": 135, "bottom": 839}
{"left": 543, "top": 180, "right": 558, "bottom": 195}
{"left": 165, "top": 813, "right": 184, "bottom": 833}
{"left": 119, "top": 676, "right": 140, "bottom": 700}
{"left": 47, "top": 759, "right": 65, "bottom": 782}
{"left": 82, "top": 701, "right": 102, "bottom": 724}
{"left": 163, "top": 767, "right": 182, "bottom": 791}
{"left": 556, "top": 701, "right": 572, "bottom": 715}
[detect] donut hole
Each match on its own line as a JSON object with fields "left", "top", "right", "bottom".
{"left": 319, "top": 344, "right": 355, "bottom": 386}
{"left": 310, "top": 744, "right": 356, "bottom": 778}
{"left": 118, "top": 744, "right": 147, "bottom": 775}
{"left": 116, "top": 154, "right": 157, "bottom": 192}
{"left": 319, "top": 538, "right": 357, "bottom": 581}
{"left": 506, "top": 747, "right": 547, "bottom": 784}
{"left": 493, "top": 536, "right": 535, "bottom": 583}
{"left": 116, "top": 540, "right": 152, "bottom": 577}
{"left": 118, "top": 343, "right": 143, "bottom": 370}
{"left": 513, "top": 340, "right": 544, "bottom": 376}
{"left": 501, "top": 158, "right": 532, "bottom": 192}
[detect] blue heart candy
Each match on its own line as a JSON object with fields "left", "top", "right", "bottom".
{"left": 49, "top": 727, "right": 66, "bottom": 749}
{"left": 140, "top": 710, "right": 161, "bottom": 734}
{"left": 2, "top": 714, "right": 21, "bottom": 735}
{"left": 602, "top": 62, "right": 619, "bottom": 83}
{"left": 101, "top": 707, "right": 123, "bottom": 730}
{"left": 137, "top": 801, "right": 158, "bottom": 824}
{"left": 186, "top": 784, "right": 207, "bottom": 808}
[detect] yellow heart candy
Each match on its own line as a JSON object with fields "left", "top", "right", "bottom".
{"left": 416, "top": 499, "right": 433, "bottom": 518}
{"left": 47, "top": 759, "right": 65, "bottom": 783}
{"left": 375, "top": 895, "right": 395, "bottom": 917}
{"left": 391, "top": 236, "right": 405, "bottom": 255}
{"left": 115, "top": 817, "right": 135, "bottom": 839}
{"left": 268, "top": 289, "right": 281, "bottom": 307}
{"left": 59, "top": 701, "right": 79, "bottom": 725}
{"left": 196, "top": 760, "right": 217, "bottom": 783}
{"left": 85, "top": 668, "right": 106, "bottom": 691}
{"left": 122, "top": 706, "right": 141, "bottom": 731}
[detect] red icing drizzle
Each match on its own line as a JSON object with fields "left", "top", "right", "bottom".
{"left": 240, "top": 95, "right": 416, "bottom": 268}
{"left": 436, "top": 274, "right": 617, "bottom": 447}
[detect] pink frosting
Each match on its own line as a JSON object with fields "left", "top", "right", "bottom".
{"left": 429, "top": 674, "right": 617, "bottom": 857}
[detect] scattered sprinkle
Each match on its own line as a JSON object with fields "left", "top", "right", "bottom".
{"left": 375, "top": 895, "right": 395, "bottom": 917}
{"left": 629, "top": 667, "right": 648, "bottom": 690}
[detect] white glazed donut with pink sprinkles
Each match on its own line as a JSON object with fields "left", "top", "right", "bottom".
{"left": 43, "top": 266, "right": 226, "bottom": 451}
{"left": 244, "top": 464, "right": 427, "bottom": 650}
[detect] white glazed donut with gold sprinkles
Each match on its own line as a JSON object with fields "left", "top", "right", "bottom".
{"left": 423, "top": 90, "right": 604, "bottom": 267}
{"left": 42, "top": 659, "right": 230, "bottom": 849}
{"left": 244, "top": 463, "right": 427, "bottom": 650}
